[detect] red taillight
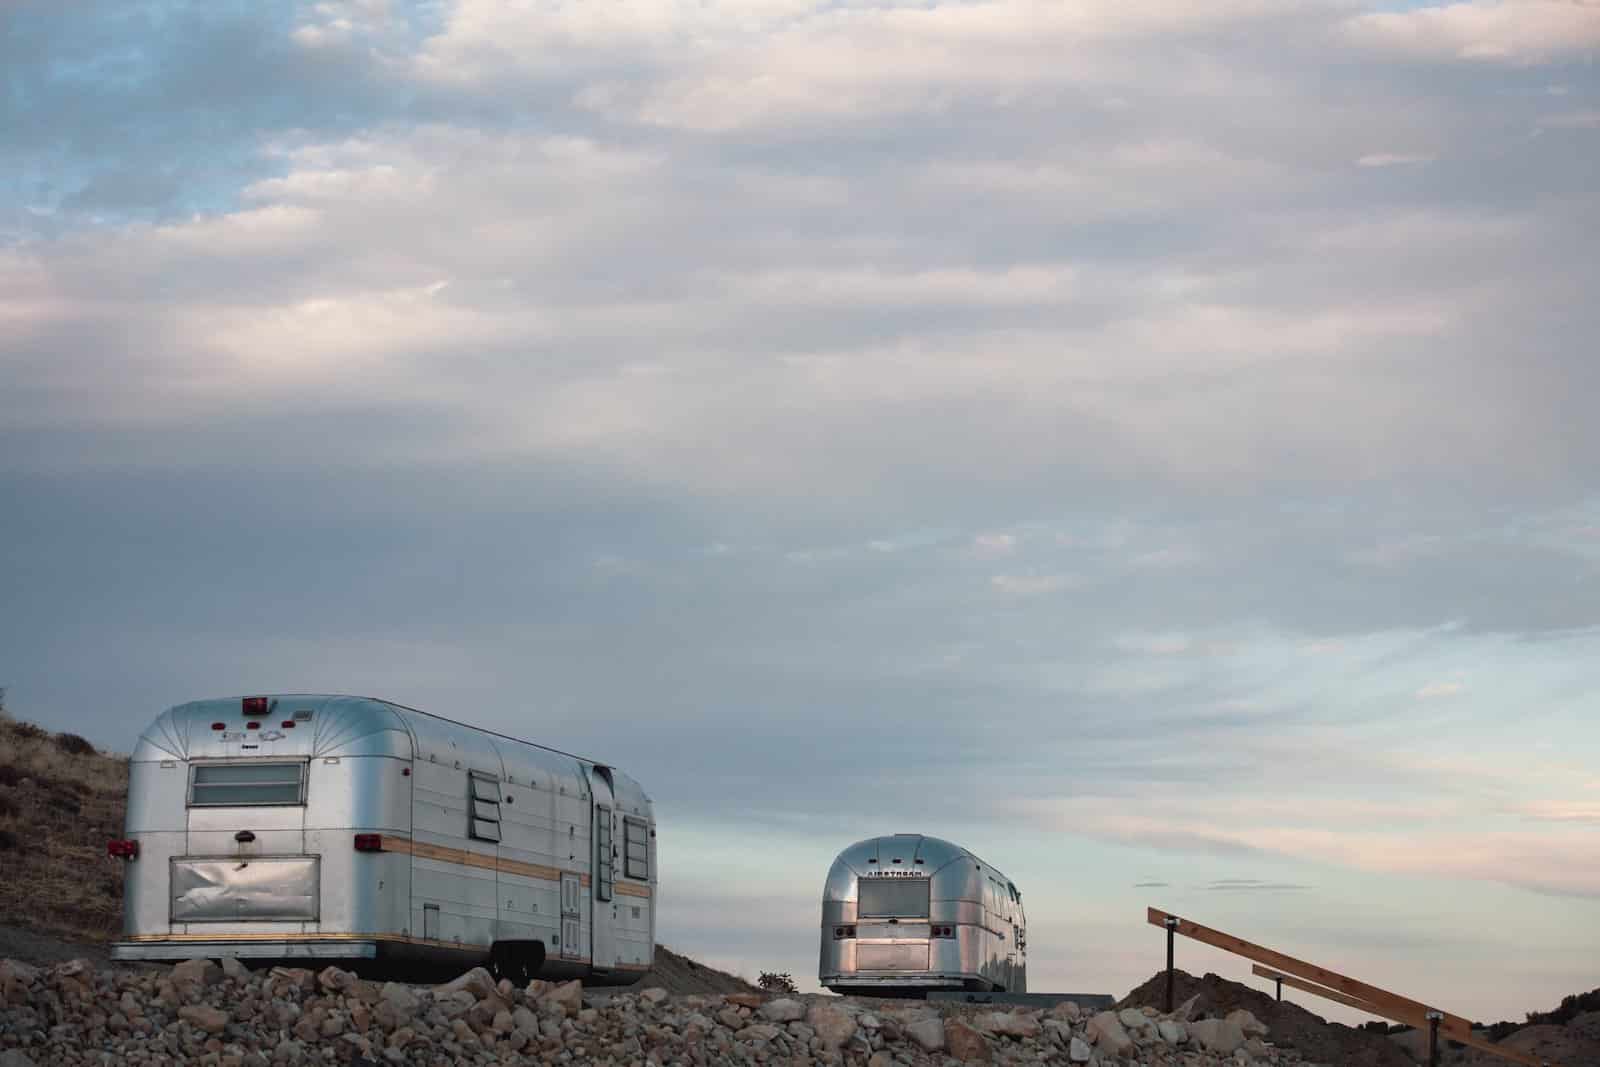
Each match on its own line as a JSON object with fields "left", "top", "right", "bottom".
{"left": 281, "top": 720, "right": 296, "bottom": 728}
{"left": 107, "top": 839, "right": 139, "bottom": 859}
{"left": 242, "top": 696, "right": 269, "bottom": 715}
{"left": 211, "top": 722, "right": 225, "bottom": 730}
{"left": 353, "top": 834, "right": 383, "bottom": 852}
{"left": 245, "top": 721, "right": 260, "bottom": 730}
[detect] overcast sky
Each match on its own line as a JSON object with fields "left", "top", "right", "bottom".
{"left": 4, "top": 0, "right": 1599, "bottom": 1025}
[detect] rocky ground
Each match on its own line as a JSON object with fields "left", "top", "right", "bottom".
{"left": 0, "top": 955, "right": 1331, "bottom": 1067}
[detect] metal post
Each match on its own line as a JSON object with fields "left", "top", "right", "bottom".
{"left": 1275, "top": 977, "right": 1283, "bottom": 1002}
{"left": 1165, "top": 916, "right": 1178, "bottom": 1013}
{"left": 1426, "top": 1010, "right": 1442, "bottom": 1067}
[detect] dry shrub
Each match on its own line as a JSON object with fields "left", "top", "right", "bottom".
{"left": 0, "top": 763, "right": 20, "bottom": 788}
{"left": 53, "top": 732, "right": 96, "bottom": 757}
{"left": 7, "top": 720, "right": 45, "bottom": 742}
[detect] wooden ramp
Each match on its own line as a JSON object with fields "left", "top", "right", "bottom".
{"left": 1147, "top": 907, "right": 1566, "bottom": 1067}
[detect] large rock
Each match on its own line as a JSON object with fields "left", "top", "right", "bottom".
{"left": 1069, "top": 1035, "right": 1092, "bottom": 1062}
{"left": 316, "top": 965, "right": 358, "bottom": 993}
{"left": 1050, "top": 999, "right": 1082, "bottom": 1022}
{"left": 0, "top": 960, "right": 39, "bottom": 1001}
{"left": 905, "top": 1017, "right": 946, "bottom": 1052}
{"left": 759, "top": 997, "right": 805, "bottom": 1023}
{"left": 219, "top": 956, "right": 252, "bottom": 981}
{"left": 945, "top": 1020, "right": 993, "bottom": 1063}
{"left": 539, "top": 978, "right": 583, "bottom": 1017}
{"left": 179, "top": 1004, "right": 230, "bottom": 1034}
{"left": 1086, "top": 1011, "right": 1135, "bottom": 1056}
{"left": 1189, "top": 1017, "right": 1247, "bottom": 1054}
{"left": 1158, "top": 1019, "right": 1189, "bottom": 1045}
{"left": 978, "top": 1010, "right": 1042, "bottom": 1039}
{"left": 379, "top": 982, "right": 419, "bottom": 1014}
{"left": 433, "top": 967, "right": 496, "bottom": 1000}
{"left": 806, "top": 1002, "right": 858, "bottom": 1050}
{"left": 0, "top": 1051, "right": 36, "bottom": 1067}
{"left": 1226, "top": 1008, "right": 1269, "bottom": 1037}
{"left": 1119, "top": 1007, "right": 1157, "bottom": 1034}
{"left": 741, "top": 1024, "right": 782, "bottom": 1042}
{"left": 172, "top": 959, "right": 224, "bottom": 988}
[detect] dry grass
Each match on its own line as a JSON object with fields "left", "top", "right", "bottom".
{"left": 0, "top": 709, "right": 130, "bottom": 942}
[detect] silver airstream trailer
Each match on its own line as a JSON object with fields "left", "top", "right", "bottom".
{"left": 108, "top": 694, "right": 655, "bottom": 984}
{"left": 819, "top": 834, "right": 1026, "bottom": 996}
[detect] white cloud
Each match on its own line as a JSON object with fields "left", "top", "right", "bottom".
{"left": 1343, "top": 1, "right": 1600, "bottom": 65}
{"left": 991, "top": 574, "right": 1075, "bottom": 596}
{"left": 972, "top": 532, "right": 1018, "bottom": 558}
{"left": 1356, "top": 152, "right": 1436, "bottom": 167}
{"left": 1416, "top": 680, "right": 1466, "bottom": 699}
{"left": 1537, "top": 111, "right": 1600, "bottom": 130}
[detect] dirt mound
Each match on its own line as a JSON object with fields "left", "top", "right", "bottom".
{"left": 1448, "top": 1023, "right": 1600, "bottom": 1067}
{"left": 1120, "top": 969, "right": 1414, "bottom": 1067}
{"left": 632, "top": 944, "right": 760, "bottom": 995}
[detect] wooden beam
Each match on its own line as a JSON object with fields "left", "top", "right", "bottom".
{"left": 1147, "top": 907, "right": 1474, "bottom": 1040}
{"left": 1249, "top": 965, "right": 1563, "bottom": 1067}
{"left": 1251, "top": 965, "right": 1395, "bottom": 1018}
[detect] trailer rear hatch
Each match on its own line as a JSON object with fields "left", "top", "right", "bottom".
{"left": 855, "top": 877, "right": 931, "bottom": 970}
{"left": 180, "top": 759, "right": 313, "bottom": 922}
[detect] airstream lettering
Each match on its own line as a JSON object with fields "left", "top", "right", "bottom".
{"left": 108, "top": 694, "right": 655, "bottom": 984}
{"left": 820, "top": 833, "right": 1026, "bottom": 995}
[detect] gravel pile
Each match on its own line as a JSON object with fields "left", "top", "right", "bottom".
{"left": 0, "top": 956, "right": 1335, "bottom": 1067}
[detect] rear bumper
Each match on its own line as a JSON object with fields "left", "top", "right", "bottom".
{"left": 111, "top": 939, "right": 379, "bottom": 962}
{"left": 823, "top": 974, "right": 966, "bottom": 989}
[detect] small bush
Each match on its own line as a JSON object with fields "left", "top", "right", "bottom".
{"left": 0, "top": 794, "right": 16, "bottom": 819}
{"left": 54, "top": 732, "right": 96, "bottom": 757}
{"left": 8, "top": 720, "right": 45, "bottom": 742}
{"left": 0, "top": 829, "right": 18, "bottom": 852}
{"left": 0, "top": 763, "right": 20, "bottom": 788}
{"left": 758, "top": 971, "right": 798, "bottom": 994}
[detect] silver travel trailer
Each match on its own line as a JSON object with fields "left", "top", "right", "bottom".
{"left": 819, "top": 833, "right": 1026, "bottom": 996}
{"left": 108, "top": 694, "right": 655, "bottom": 984}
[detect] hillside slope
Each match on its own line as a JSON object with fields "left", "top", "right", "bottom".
{"left": 0, "top": 711, "right": 128, "bottom": 940}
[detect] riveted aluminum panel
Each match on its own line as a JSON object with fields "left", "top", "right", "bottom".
{"left": 171, "top": 857, "right": 319, "bottom": 922}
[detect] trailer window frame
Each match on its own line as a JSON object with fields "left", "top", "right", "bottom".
{"left": 595, "top": 806, "right": 614, "bottom": 901}
{"left": 468, "top": 772, "right": 503, "bottom": 844}
{"left": 623, "top": 816, "right": 649, "bottom": 880}
{"left": 186, "top": 760, "right": 308, "bottom": 808}
{"left": 856, "top": 876, "right": 931, "bottom": 919}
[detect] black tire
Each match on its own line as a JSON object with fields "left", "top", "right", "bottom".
{"left": 490, "top": 941, "right": 545, "bottom": 986}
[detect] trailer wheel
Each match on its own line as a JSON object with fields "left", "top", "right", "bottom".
{"left": 490, "top": 941, "right": 545, "bottom": 986}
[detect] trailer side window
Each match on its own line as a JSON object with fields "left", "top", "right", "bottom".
{"left": 624, "top": 817, "right": 649, "bottom": 880}
{"left": 469, "top": 773, "right": 502, "bottom": 843}
{"left": 188, "top": 761, "right": 306, "bottom": 807}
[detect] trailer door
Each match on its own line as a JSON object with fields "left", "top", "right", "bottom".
{"left": 588, "top": 768, "right": 619, "bottom": 972}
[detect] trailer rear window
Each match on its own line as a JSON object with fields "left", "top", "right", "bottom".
{"left": 188, "top": 762, "right": 306, "bottom": 807}
{"left": 857, "top": 877, "right": 930, "bottom": 919}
